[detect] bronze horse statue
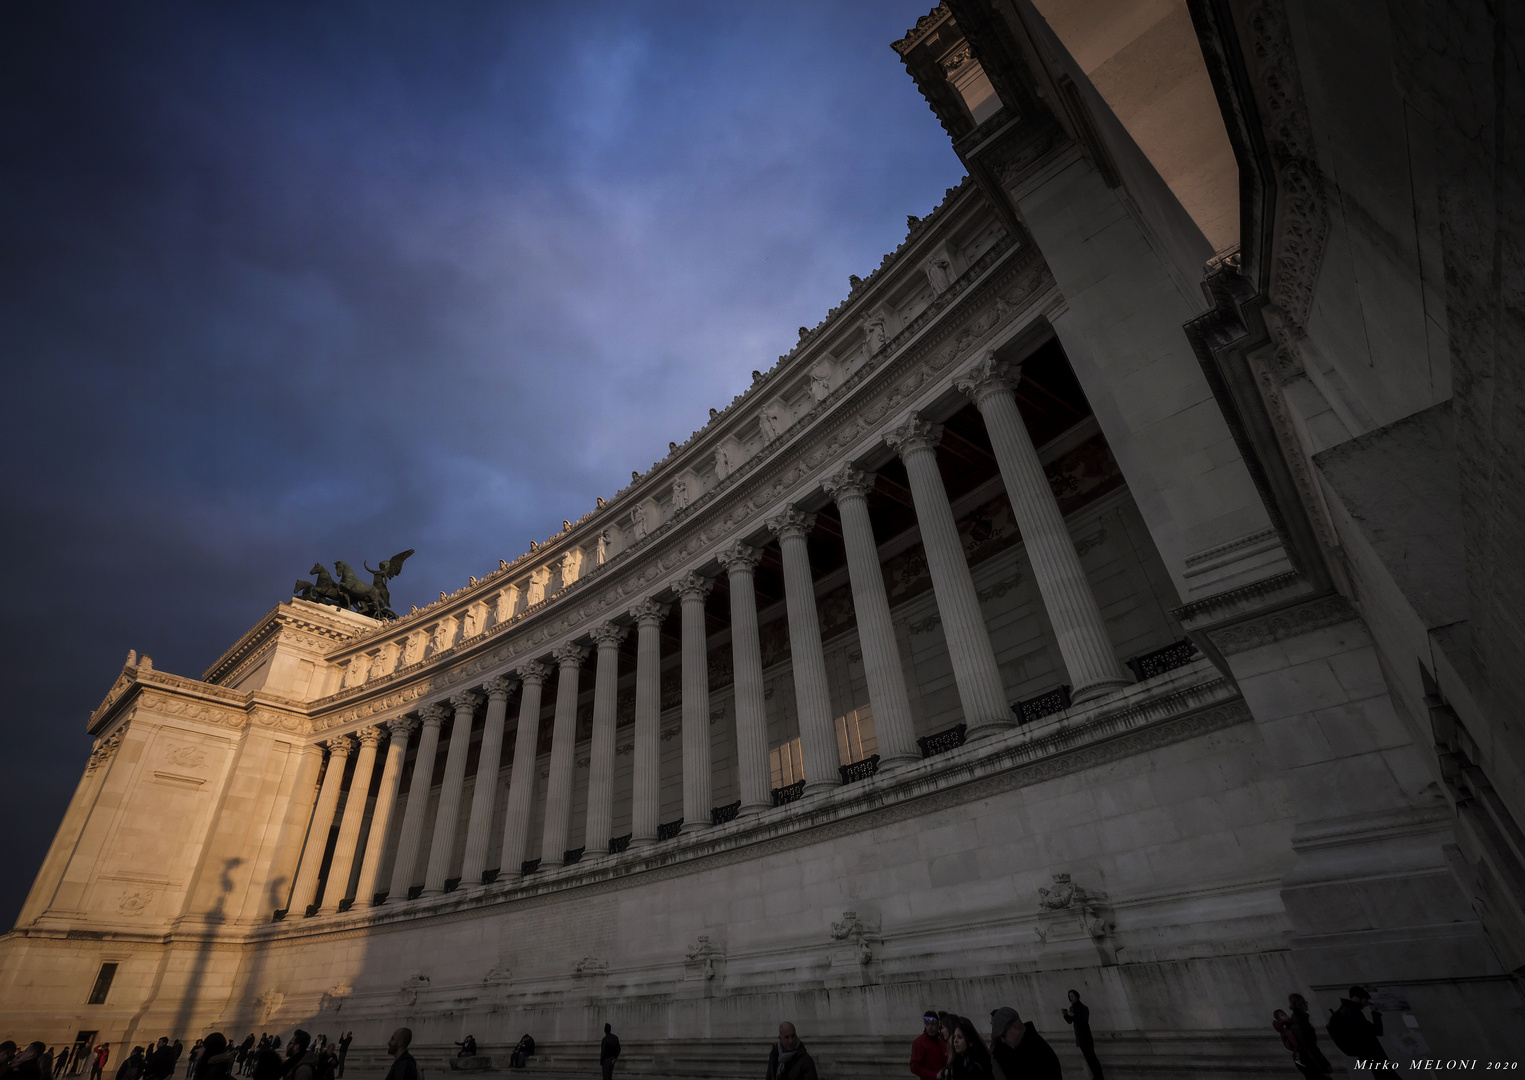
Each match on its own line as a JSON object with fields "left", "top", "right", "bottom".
{"left": 294, "top": 563, "right": 347, "bottom": 608}
{"left": 294, "top": 550, "right": 413, "bottom": 621}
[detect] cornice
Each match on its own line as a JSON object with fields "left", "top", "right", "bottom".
{"left": 318, "top": 181, "right": 997, "bottom": 661}
{"left": 305, "top": 239, "right": 1049, "bottom": 737}
{"left": 202, "top": 600, "right": 375, "bottom": 685}
{"left": 87, "top": 664, "right": 310, "bottom": 738}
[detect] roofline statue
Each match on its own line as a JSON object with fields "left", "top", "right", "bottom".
{"left": 295, "top": 548, "right": 414, "bottom": 621}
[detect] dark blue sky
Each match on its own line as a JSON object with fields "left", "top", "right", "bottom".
{"left": 0, "top": 1, "right": 960, "bottom": 927}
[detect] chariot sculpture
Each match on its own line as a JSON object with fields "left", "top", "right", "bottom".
{"left": 294, "top": 548, "right": 414, "bottom": 621}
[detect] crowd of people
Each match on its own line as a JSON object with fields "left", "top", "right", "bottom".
{"left": 2, "top": 987, "right": 1393, "bottom": 1080}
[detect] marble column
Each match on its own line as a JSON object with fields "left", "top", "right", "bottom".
{"left": 629, "top": 599, "right": 669, "bottom": 847}
{"left": 958, "top": 352, "right": 1130, "bottom": 703}
{"left": 460, "top": 675, "right": 516, "bottom": 885}
{"left": 885, "top": 418, "right": 1012, "bottom": 737}
{"left": 353, "top": 716, "right": 416, "bottom": 906}
{"left": 498, "top": 661, "right": 548, "bottom": 880}
{"left": 584, "top": 622, "right": 628, "bottom": 857}
{"left": 289, "top": 736, "right": 353, "bottom": 915}
{"left": 673, "top": 571, "right": 714, "bottom": 831}
{"left": 719, "top": 542, "right": 772, "bottom": 815}
{"left": 541, "top": 644, "right": 589, "bottom": 866}
{"left": 822, "top": 466, "right": 919, "bottom": 765}
{"left": 766, "top": 507, "right": 841, "bottom": 793}
{"left": 388, "top": 704, "right": 446, "bottom": 899}
{"left": 318, "top": 726, "right": 382, "bottom": 911}
{"left": 421, "top": 691, "right": 481, "bottom": 895}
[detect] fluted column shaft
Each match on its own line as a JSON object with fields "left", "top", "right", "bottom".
{"left": 887, "top": 419, "right": 1012, "bottom": 736}
{"left": 585, "top": 623, "right": 627, "bottom": 856}
{"left": 319, "top": 727, "right": 381, "bottom": 910}
{"left": 959, "top": 354, "right": 1129, "bottom": 703}
{"left": 767, "top": 508, "right": 841, "bottom": 793}
{"left": 498, "top": 663, "right": 548, "bottom": 879}
{"left": 460, "top": 677, "right": 514, "bottom": 884}
{"left": 674, "top": 573, "right": 714, "bottom": 831}
{"left": 354, "top": 717, "right": 415, "bottom": 906}
{"left": 541, "top": 645, "right": 588, "bottom": 866}
{"left": 289, "top": 737, "right": 353, "bottom": 915}
{"left": 388, "top": 706, "right": 445, "bottom": 898}
{"left": 824, "top": 468, "right": 919, "bottom": 764}
{"left": 720, "top": 544, "right": 772, "bottom": 814}
{"left": 629, "top": 600, "right": 669, "bottom": 846}
{"left": 421, "top": 692, "right": 481, "bottom": 894}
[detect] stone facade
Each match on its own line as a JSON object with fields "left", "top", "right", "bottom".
{"left": 4, "top": 1, "right": 1521, "bottom": 1075}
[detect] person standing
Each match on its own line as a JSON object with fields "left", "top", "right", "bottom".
{"left": 598, "top": 1024, "right": 620, "bottom": 1080}
{"left": 382, "top": 1030, "right": 417, "bottom": 1080}
{"left": 940, "top": 1017, "right": 991, "bottom": 1080}
{"left": 335, "top": 1034, "right": 351, "bottom": 1079}
{"left": 281, "top": 1033, "right": 316, "bottom": 1080}
{"left": 113, "top": 1048, "right": 143, "bottom": 1080}
{"left": 1326, "top": 987, "right": 1392, "bottom": 1071}
{"left": 54, "top": 1046, "right": 71, "bottom": 1079}
{"left": 90, "top": 1044, "right": 109, "bottom": 1080}
{"left": 911, "top": 1010, "right": 947, "bottom": 1080}
{"left": 1286, "top": 994, "right": 1331, "bottom": 1078}
{"left": 1062, "top": 990, "right": 1103, "bottom": 1079}
{"left": 990, "top": 1007, "right": 1062, "bottom": 1080}
{"left": 41, "top": 1049, "right": 55, "bottom": 1080}
{"left": 765, "top": 1023, "right": 817, "bottom": 1080}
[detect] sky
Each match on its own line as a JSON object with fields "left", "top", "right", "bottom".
{"left": 0, "top": 2, "right": 961, "bottom": 928}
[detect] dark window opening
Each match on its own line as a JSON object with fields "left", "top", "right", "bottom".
{"left": 86, "top": 963, "right": 117, "bottom": 1005}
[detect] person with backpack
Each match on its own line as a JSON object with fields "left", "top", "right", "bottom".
{"left": 1326, "top": 987, "right": 1391, "bottom": 1070}
{"left": 280, "top": 1033, "right": 317, "bottom": 1080}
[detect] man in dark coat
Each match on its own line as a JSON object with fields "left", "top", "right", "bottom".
{"left": 1062, "top": 990, "right": 1103, "bottom": 1079}
{"left": 1287, "top": 994, "right": 1331, "bottom": 1078}
{"left": 1327, "top": 987, "right": 1389, "bottom": 1067}
{"left": 598, "top": 1024, "right": 620, "bottom": 1080}
{"left": 382, "top": 1029, "right": 417, "bottom": 1080}
{"left": 990, "top": 1006, "right": 1062, "bottom": 1080}
{"left": 335, "top": 1033, "right": 351, "bottom": 1079}
{"left": 765, "top": 1023, "right": 818, "bottom": 1080}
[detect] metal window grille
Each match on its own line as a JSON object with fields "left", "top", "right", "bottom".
{"left": 917, "top": 723, "right": 968, "bottom": 758}
{"left": 771, "top": 779, "right": 806, "bottom": 806}
{"left": 563, "top": 847, "right": 585, "bottom": 865}
{"left": 1014, "top": 684, "right": 1072, "bottom": 725}
{"left": 711, "top": 800, "right": 742, "bottom": 825}
{"left": 657, "top": 818, "right": 684, "bottom": 840}
{"left": 520, "top": 858, "right": 541, "bottom": 875}
{"left": 608, "top": 834, "right": 633, "bottom": 854}
{"left": 838, "top": 754, "right": 881, "bottom": 783}
{"left": 1125, "top": 639, "right": 1200, "bottom": 681}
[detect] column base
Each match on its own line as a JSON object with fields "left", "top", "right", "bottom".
{"left": 803, "top": 779, "right": 842, "bottom": 795}
{"left": 965, "top": 716, "right": 1017, "bottom": 741}
{"left": 876, "top": 751, "right": 921, "bottom": 770}
{"left": 417, "top": 888, "right": 444, "bottom": 899}
{"left": 680, "top": 820, "right": 712, "bottom": 834}
{"left": 1070, "top": 677, "right": 1132, "bottom": 705}
{"left": 738, "top": 801, "right": 773, "bottom": 818}
{"left": 629, "top": 835, "right": 658, "bottom": 850}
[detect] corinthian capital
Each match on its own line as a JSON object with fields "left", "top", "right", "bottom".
{"left": 953, "top": 349, "right": 1019, "bottom": 403}
{"left": 386, "top": 716, "right": 420, "bottom": 739}
{"left": 591, "top": 621, "right": 630, "bottom": 648}
{"left": 516, "top": 659, "right": 551, "bottom": 685}
{"left": 629, "top": 598, "right": 671, "bottom": 626}
{"left": 670, "top": 571, "right": 713, "bottom": 603}
{"left": 766, "top": 506, "right": 816, "bottom": 541}
{"left": 355, "top": 725, "right": 384, "bottom": 747}
{"left": 482, "top": 674, "right": 516, "bottom": 700}
{"left": 324, "top": 735, "right": 355, "bottom": 757}
{"left": 884, "top": 418, "right": 944, "bottom": 459}
{"left": 449, "top": 690, "right": 482, "bottom": 714}
{"left": 552, "top": 642, "right": 589, "bottom": 668}
{"left": 822, "top": 465, "right": 875, "bottom": 503}
{"left": 417, "top": 703, "right": 450, "bottom": 727}
{"left": 716, "top": 540, "right": 761, "bottom": 575}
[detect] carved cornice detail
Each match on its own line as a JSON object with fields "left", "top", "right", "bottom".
{"left": 1204, "top": 594, "right": 1356, "bottom": 655}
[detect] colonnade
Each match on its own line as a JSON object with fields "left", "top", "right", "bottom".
{"left": 285, "top": 353, "right": 1130, "bottom": 915}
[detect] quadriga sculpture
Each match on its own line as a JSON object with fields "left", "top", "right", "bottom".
{"left": 294, "top": 548, "right": 414, "bottom": 621}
